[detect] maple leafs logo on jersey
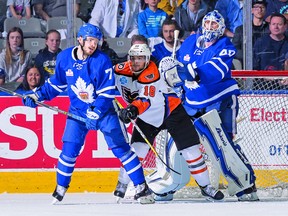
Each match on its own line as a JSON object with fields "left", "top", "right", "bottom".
{"left": 71, "top": 77, "right": 95, "bottom": 103}
{"left": 184, "top": 80, "right": 200, "bottom": 90}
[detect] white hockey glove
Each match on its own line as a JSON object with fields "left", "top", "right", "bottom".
{"left": 159, "top": 57, "right": 184, "bottom": 87}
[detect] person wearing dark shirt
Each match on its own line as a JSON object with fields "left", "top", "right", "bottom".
{"left": 34, "top": 29, "right": 62, "bottom": 80}
{"left": 253, "top": 13, "right": 288, "bottom": 90}
{"left": 232, "top": 0, "right": 270, "bottom": 64}
{"left": 16, "top": 65, "right": 45, "bottom": 93}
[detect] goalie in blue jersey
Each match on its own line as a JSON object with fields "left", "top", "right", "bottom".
{"left": 22, "top": 23, "right": 154, "bottom": 204}
{"left": 160, "top": 10, "right": 259, "bottom": 201}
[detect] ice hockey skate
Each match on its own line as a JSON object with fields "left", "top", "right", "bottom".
{"left": 52, "top": 185, "right": 68, "bottom": 204}
{"left": 113, "top": 181, "right": 128, "bottom": 203}
{"left": 134, "top": 182, "right": 155, "bottom": 204}
{"left": 237, "top": 185, "right": 259, "bottom": 201}
{"left": 200, "top": 184, "right": 224, "bottom": 201}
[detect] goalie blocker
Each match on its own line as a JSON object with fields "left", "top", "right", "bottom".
{"left": 194, "top": 109, "right": 257, "bottom": 197}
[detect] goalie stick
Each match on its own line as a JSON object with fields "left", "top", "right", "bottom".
{"left": 114, "top": 98, "right": 181, "bottom": 175}
{"left": 0, "top": 86, "right": 85, "bottom": 122}
{"left": 171, "top": 30, "right": 179, "bottom": 60}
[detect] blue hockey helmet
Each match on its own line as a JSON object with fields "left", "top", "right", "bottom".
{"left": 201, "top": 10, "right": 225, "bottom": 42}
{"left": 77, "top": 23, "right": 102, "bottom": 40}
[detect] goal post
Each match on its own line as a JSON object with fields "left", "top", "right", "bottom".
{"left": 142, "top": 70, "right": 288, "bottom": 199}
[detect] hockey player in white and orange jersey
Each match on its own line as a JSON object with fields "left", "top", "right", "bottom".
{"left": 113, "top": 43, "right": 224, "bottom": 202}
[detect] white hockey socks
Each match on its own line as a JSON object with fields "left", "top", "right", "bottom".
{"left": 180, "top": 145, "right": 210, "bottom": 187}
{"left": 117, "top": 142, "right": 150, "bottom": 185}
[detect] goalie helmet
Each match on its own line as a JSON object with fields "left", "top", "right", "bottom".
{"left": 77, "top": 23, "right": 102, "bottom": 40}
{"left": 201, "top": 10, "right": 225, "bottom": 42}
{"left": 128, "top": 44, "right": 151, "bottom": 75}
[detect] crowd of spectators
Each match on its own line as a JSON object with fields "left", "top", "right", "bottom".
{"left": 0, "top": 0, "right": 287, "bottom": 91}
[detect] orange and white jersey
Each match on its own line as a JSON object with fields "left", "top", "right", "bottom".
{"left": 115, "top": 61, "right": 181, "bottom": 127}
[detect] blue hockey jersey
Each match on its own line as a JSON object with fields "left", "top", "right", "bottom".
{"left": 152, "top": 41, "right": 180, "bottom": 65}
{"left": 38, "top": 47, "right": 116, "bottom": 119}
{"left": 178, "top": 34, "right": 240, "bottom": 109}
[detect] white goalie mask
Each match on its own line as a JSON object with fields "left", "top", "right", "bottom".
{"left": 128, "top": 44, "right": 151, "bottom": 75}
{"left": 201, "top": 10, "right": 225, "bottom": 42}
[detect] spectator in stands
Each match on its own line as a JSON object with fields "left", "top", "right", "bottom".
{"left": 174, "top": 0, "right": 210, "bottom": 40}
{"left": 215, "top": 0, "right": 243, "bottom": 38}
{"left": 138, "top": 0, "right": 168, "bottom": 38}
{"left": 16, "top": 65, "right": 44, "bottom": 93}
{"left": 34, "top": 29, "right": 62, "bottom": 80}
{"left": 232, "top": 0, "right": 270, "bottom": 65}
{"left": 202, "top": 0, "right": 218, "bottom": 10}
{"left": 100, "top": 37, "right": 125, "bottom": 65}
{"left": 115, "top": 34, "right": 157, "bottom": 63}
{"left": 6, "top": 0, "right": 31, "bottom": 19}
{"left": 77, "top": 0, "right": 97, "bottom": 23}
{"left": 265, "top": 0, "right": 288, "bottom": 22}
{"left": 89, "top": 0, "right": 140, "bottom": 38}
{"left": 253, "top": 13, "right": 288, "bottom": 89}
{"left": 131, "top": 34, "right": 149, "bottom": 45}
{"left": 32, "top": 0, "right": 81, "bottom": 21}
{"left": 157, "top": 0, "right": 184, "bottom": 16}
{"left": 151, "top": 17, "right": 183, "bottom": 65}
{"left": 0, "top": 0, "right": 5, "bottom": 36}
{"left": 0, "top": 27, "right": 32, "bottom": 85}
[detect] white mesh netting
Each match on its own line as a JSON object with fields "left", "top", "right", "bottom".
{"left": 141, "top": 70, "right": 288, "bottom": 200}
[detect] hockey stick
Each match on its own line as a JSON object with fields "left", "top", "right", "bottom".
{"left": 112, "top": 100, "right": 129, "bottom": 143}
{"left": 171, "top": 30, "right": 179, "bottom": 60}
{"left": 114, "top": 98, "right": 181, "bottom": 175}
{"left": 0, "top": 86, "right": 86, "bottom": 122}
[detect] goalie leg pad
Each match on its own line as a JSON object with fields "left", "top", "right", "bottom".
{"left": 146, "top": 131, "right": 190, "bottom": 194}
{"left": 194, "top": 109, "right": 255, "bottom": 196}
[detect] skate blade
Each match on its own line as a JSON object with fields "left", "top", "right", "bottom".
{"left": 137, "top": 195, "right": 155, "bottom": 204}
{"left": 205, "top": 196, "right": 224, "bottom": 202}
{"left": 115, "top": 196, "right": 122, "bottom": 204}
{"left": 51, "top": 198, "right": 59, "bottom": 205}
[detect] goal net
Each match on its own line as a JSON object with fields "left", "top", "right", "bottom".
{"left": 142, "top": 70, "right": 288, "bottom": 199}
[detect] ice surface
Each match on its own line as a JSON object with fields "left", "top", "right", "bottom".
{"left": 0, "top": 193, "right": 288, "bottom": 216}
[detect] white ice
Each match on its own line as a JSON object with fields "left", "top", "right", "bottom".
{"left": 1, "top": 193, "right": 288, "bottom": 216}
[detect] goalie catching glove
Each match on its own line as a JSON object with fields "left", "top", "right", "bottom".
{"left": 158, "top": 56, "right": 185, "bottom": 88}
{"left": 119, "top": 105, "right": 138, "bottom": 124}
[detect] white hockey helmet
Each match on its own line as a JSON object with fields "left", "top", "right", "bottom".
{"left": 128, "top": 44, "right": 151, "bottom": 75}
{"left": 201, "top": 10, "right": 225, "bottom": 42}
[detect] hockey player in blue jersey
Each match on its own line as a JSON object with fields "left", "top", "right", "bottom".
{"left": 22, "top": 23, "right": 154, "bottom": 204}
{"left": 160, "top": 10, "right": 259, "bottom": 201}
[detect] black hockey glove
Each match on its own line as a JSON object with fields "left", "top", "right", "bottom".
{"left": 119, "top": 105, "right": 138, "bottom": 124}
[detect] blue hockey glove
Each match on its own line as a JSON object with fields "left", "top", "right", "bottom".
{"left": 187, "top": 63, "right": 200, "bottom": 82}
{"left": 22, "top": 89, "right": 42, "bottom": 108}
{"left": 85, "top": 107, "right": 101, "bottom": 130}
{"left": 119, "top": 105, "right": 138, "bottom": 124}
